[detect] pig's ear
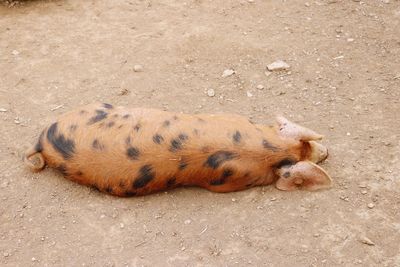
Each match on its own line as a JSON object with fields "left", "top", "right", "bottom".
{"left": 275, "top": 161, "right": 332, "bottom": 191}
{"left": 276, "top": 116, "right": 323, "bottom": 141}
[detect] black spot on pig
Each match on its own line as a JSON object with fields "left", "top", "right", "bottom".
{"left": 179, "top": 160, "right": 188, "bottom": 170}
{"left": 262, "top": 139, "right": 278, "bottom": 151}
{"left": 87, "top": 110, "right": 108, "bottom": 125}
{"left": 126, "top": 147, "right": 140, "bottom": 160}
{"left": 133, "top": 165, "right": 155, "bottom": 189}
{"left": 92, "top": 139, "right": 105, "bottom": 150}
{"left": 134, "top": 123, "right": 141, "bottom": 132}
{"left": 275, "top": 158, "right": 296, "bottom": 169}
{"left": 166, "top": 177, "right": 176, "bottom": 187}
{"left": 163, "top": 120, "right": 170, "bottom": 127}
{"left": 153, "top": 134, "right": 164, "bottom": 144}
{"left": 232, "top": 131, "right": 242, "bottom": 144}
{"left": 205, "top": 151, "right": 237, "bottom": 169}
{"left": 170, "top": 139, "right": 183, "bottom": 152}
{"left": 47, "top": 123, "right": 75, "bottom": 159}
{"left": 178, "top": 133, "right": 188, "bottom": 141}
{"left": 210, "top": 168, "right": 234, "bottom": 185}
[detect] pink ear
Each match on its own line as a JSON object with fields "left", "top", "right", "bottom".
{"left": 275, "top": 161, "right": 332, "bottom": 191}
{"left": 276, "top": 116, "right": 323, "bottom": 141}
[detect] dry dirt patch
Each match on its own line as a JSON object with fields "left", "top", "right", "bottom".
{"left": 0, "top": 0, "right": 399, "bottom": 266}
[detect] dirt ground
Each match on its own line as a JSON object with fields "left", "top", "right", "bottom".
{"left": 1, "top": 0, "right": 399, "bottom": 266}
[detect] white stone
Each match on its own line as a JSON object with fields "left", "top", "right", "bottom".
{"left": 222, "top": 69, "right": 235, "bottom": 78}
{"left": 133, "top": 65, "right": 143, "bottom": 72}
{"left": 207, "top": 89, "right": 215, "bottom": 97}
{"left": 266, "top": 60, "right": 290, "bottom": 71}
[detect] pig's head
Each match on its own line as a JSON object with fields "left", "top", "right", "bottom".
{"left": 274, "top": 116, "right": 332, "bottom": 191}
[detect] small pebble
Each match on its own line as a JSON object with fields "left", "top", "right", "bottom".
{"left": 0, "top": 108, "right": 7, "bottom": 112}
{"left": 367, "top": 203, "right": 375, "bottom": 209}
{"left": 12, "top": 50, "right": 19, "bottom": 55}
{"left": 360, "top": 236, "right": 375, "bottom": 246}
{"left": 305, "top": 2, "right": 310, "bottom": 7}
{"left": 118, "top": 88, "right": 130, "bottom": 96}
{"left": 32, "top": 257, "right": 37, "bottom": 262}
{"left": 222, "top": 69, "right": 235, "bottom": 78}
{"left": 3, "top": 252, "right": 9, "bottom": 257}
{"left": 231, "top": 198, "right": 237, "bottom": 202}
{"left": 256, "top": 84, "right": 264, "bottom": 90}
{"left": 184, "top": 219, "right": 191, "bottom": 225}
{"left": 62, "top": 226, "right": 66, "bottom": 229}
{"left": 361, "top": 190, "right": 368, "bottom": 195}
{"left": 133, "top": 65, "right": 143, "bottom": 72}
{"left": 266, "top": 60, "right": 290, "bottom": 71}
{"left": 207, "top": 89, "right": 215, "bottom": 97}
{"left": 120, "top": 223, "right": 125, "bottom": 229}
{"left": 347, "top": 38, "right": 355, "bottom": 42}
{"left": 246, "top": 91, "right": 253, "bottom": 97}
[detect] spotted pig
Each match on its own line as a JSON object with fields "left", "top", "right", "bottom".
{"left": 24, "top": 102, "right": 332, "bottom": 197}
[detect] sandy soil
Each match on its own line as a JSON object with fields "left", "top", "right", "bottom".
{"left": 1, "top": 0, "right": 400, "bottom": 266}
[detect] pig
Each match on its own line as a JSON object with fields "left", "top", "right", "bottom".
{"left": 24, "top": 102, "right": 331, "bottom": 197}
